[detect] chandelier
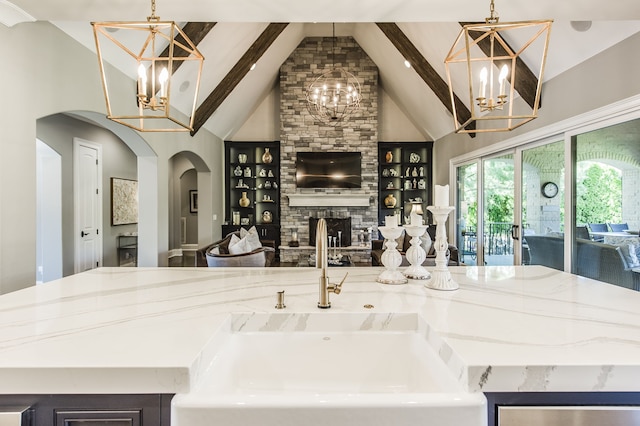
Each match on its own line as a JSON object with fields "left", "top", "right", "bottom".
{"left": 92, "top": 0, "right": 204, "bottom": 132}
{"left": 305, "top": 24, "right": 361, "bottom": 125}
{"left": 444, "top": 0, "right": 552, "bottom": 133}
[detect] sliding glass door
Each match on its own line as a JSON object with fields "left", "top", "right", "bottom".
{"left": 455, "top": 152, "right": 518, "bottom": 266}
{"left": 455, "top": 141, "right": 564, "bottom": 267}
{"left": 520, "top": 140, "right": 565, "bottom": 269}
{"left": 482, "top": 154, "right": 516, "bottom": 265}
{"left": 452, "top": 100, "right": 640, "bottom": 291}
{"left": 456, "top": 163, "right": 478, "bottom": 265}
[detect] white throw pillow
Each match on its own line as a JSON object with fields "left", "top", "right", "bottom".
{"left": 420, "top": 232, "right": 433, "bottom": 254}
{"left": 240, "top": 226, "right": 262, "bottom": 251}
{"left": 617, "top": 242, "right": 640, "bottom": 268}
{"left": 228, "top": 234, "right": 252, "bottom": 255}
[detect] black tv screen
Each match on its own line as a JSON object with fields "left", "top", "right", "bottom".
{"left": 296, "top": 152, "right": 362, "bottom": 188}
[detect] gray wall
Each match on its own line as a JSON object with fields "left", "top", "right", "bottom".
{"left": 433, "top": 32, "right": 640, "bottom": 186}
{"left": 0, "top": 21, "right": 223, "bottom": 294}
{"left": 36, "top": 114, "right": 137, "bottom": 273}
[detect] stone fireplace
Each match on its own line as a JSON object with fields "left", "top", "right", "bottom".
{"left": 278, "top": 35, "right": 379, "bottom": 261}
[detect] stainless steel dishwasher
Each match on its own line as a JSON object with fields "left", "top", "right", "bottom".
{"left": 498, "top": 406, "right": 640, "bottom": 426}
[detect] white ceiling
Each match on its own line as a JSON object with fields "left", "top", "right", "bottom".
{"left": 3, "top": 0, "right": 640, "bottom": 140}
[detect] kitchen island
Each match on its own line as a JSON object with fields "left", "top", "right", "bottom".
{"left": 0, "top": 265, "right": 639, "bottom": 424}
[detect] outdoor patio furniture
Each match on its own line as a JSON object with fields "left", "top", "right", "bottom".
{"left": 608, "top": 223, "right": 629, "bottom": 232}
{"left": 525, "top": 234, "right": 640, "bottom": 291}
{"left": 588, "top": 223, "right": 608, "bottom": 242}
{"left": 575, "top": 226, "right": 591, "bottom": 240}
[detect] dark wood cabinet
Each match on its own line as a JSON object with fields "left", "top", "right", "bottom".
{"left": 0, "top": 394, "right": 170, "bottom": 426}
{"left": 117, "top": 235, "right": 137, "bottom": 267}
{"left": 378, "top": 142, "right": 433, "bottom": 226}
{"left": 224, "top": 141, "right": 281, "bottom": 256}
{"left": 56, "top": 409, "right": 141, "bottom": 425}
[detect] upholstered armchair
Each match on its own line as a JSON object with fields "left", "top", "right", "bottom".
{"left": 195, "top": 231, "right": 275, "bottom": 267}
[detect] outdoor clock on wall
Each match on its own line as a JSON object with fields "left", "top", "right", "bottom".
{"left": 542, "top": 181, "right": 559, "bottom": 198}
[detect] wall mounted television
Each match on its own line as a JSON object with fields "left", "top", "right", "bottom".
{"left": 296, "top": 151, "right": 362, "bottom": 189}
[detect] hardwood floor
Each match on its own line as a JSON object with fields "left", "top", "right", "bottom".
{"left": 168, "top": 252, "right": 196, "bottom": 267}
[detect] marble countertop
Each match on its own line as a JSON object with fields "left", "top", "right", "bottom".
{"left": 0, "top": 265, "right": 639, "bottom": 395}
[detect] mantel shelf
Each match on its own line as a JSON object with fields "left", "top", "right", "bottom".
{"left": 287, "top": 193, "right": 371, "bottom": 207}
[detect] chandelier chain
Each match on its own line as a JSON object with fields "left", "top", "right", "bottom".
{"left": 332, "top": 23, "right": 336, "bottom": 69}
{"left": 148, "top": 0, "right": 159, "bottom": 22}
{"left": 486, "top": 0, "right": 499, "bottom": 24}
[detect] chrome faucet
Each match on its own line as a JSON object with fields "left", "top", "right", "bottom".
{"left": 316, "top": 218, "right": 347, "bottom": 308}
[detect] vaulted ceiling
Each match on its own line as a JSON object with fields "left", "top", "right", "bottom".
{"left": 3, "top": 0, "right": 640, "bottom": 140}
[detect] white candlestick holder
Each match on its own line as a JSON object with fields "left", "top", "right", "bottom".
{"left": 403, "top": 224, "right": 431, "bottom": 280}
{"left": 425, "top": 206, "right": 459, "bottom": 291}
{"left": 376, "top": 226, "right": 408, "bottom": 285}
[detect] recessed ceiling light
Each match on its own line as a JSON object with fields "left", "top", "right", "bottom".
{"left": 250, "top": 63, "right": 257, "bottom": 71}
{"left": 570, "top": 21, "right": 592, "bottom": 32}
{"left": 404, "top": 60, "right": 411, "bottom": 68}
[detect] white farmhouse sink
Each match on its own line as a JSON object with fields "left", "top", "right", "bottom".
{"left": 172, "top": 313, "right": 486, "bottom": 426}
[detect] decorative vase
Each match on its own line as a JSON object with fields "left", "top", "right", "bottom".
{"left": 385, "top": 151, "right": 393, "bottom": 163}
{"left": 262, "top": 148, "right": 273, "bottom": 164}
{"left": 384, "top": 193, "right": 397, "bottom": 208}
{"left": 244, "top": 167, "right": 251, "bottom": 177}
{"left": 262, "top": 210, "right": 273, "bottom": 223}
{"left": 238, "top": 153, "right": 247, "bottom": 164}
{"left": 239, "top": 192, "right": 250, "bottom": 208}
{"left": 234, "top": 166, "right": 242, "bottom": 176}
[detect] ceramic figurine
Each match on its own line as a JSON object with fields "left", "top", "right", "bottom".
{"left": 239, "top": 192, "right": 250, "bottom": 207}
{"left": 384, "top": 193, "right": 397, "bottom": 208}
{"left": 262, "top": 148, "right": 273, "bottom": 164}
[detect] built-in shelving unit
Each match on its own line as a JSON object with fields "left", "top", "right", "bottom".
{"left": 224, "top": 141, "right": 281, "bottom": 253}
{"left": 377, "top": 142, "right": 433, "bottom": 226}
{"left": 117, "top": 234, "right": 137, "bottom": 267}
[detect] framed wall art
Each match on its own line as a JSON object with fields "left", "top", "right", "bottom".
{"left": 111, "top": 177, "right": 138, "bottom": 225}
{"left": 190, "top": 190, "right": 198, "bottom": 213}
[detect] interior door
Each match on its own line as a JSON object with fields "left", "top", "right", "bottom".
{"left": 74, "top": 139, "right": 102, "bottom": 273}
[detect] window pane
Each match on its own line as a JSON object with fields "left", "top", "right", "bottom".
{"left": 573, "top": 118, "right": 640, "bottom": 290}
{"left": 522, "top": 140, "right": 564, "bottom": 269}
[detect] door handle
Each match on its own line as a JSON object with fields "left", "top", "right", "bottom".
{"left": 81, "top": 230, "right": 89, "bottom": 237}
{"left": 511, "top": 224, "right": 519, "bottom": 240}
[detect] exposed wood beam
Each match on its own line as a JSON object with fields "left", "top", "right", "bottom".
{"left": 460, "top": 22, "right": 540, "bottom": 109}
{"left": 191, "top": 23, "right": 289, "bottom": 136}
{"left": 376, "top": 23, "right": 476, "bottom": 135}
{"left": 162, "top": 22, "right": 216, "bottom": 74}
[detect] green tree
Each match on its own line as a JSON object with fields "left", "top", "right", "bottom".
{"left": 576, "top": 163, "right": 622, "bottom": 224}
{"left": 484, "top": 158, "right": 514, "bottom": 223}
{"left": 486, "top": 193, "right": 514, "bottom": 223}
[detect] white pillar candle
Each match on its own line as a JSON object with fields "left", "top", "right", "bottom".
{"left": 434, "top": 184, "right": 450, "bottom": 207}
{"left": 385, "top": 215, "right": 397, "bottom": 228}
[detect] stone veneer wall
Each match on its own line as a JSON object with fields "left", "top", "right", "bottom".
{"left": 279, "top": 36, "right": 379, "bottom": 261}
